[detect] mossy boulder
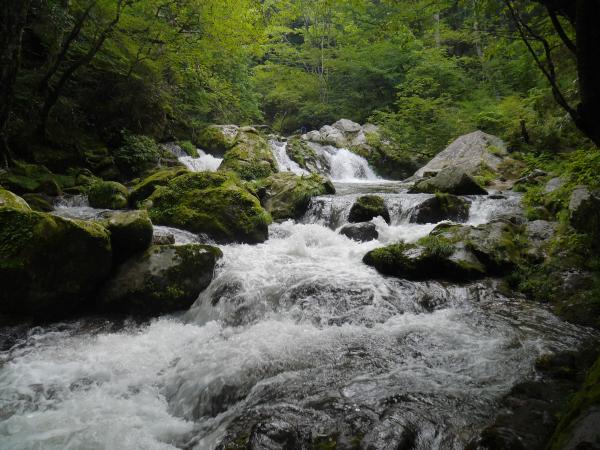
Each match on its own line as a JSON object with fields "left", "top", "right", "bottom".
{"left": 146, "top": 171, "right": 271, "bottom": 243}
{"left": 409, "top": 167, "right": 488, "bottom": 195}
{"left": 219, "top": 130, "right": 277, "bottom": 181}
{"left": 363, "top": 236, "right": 485, "bottom": 282}
{"left": 197, "top": 125, "right": 239, "bottom": 155}
{"left": 100, "top": 210, "right": 153, "bottom": 263}
{"left": 98, "top": 243, "right": 222, "bottom": 315}
{"left": 0, "top": 162, "right": 62, "bottom": 196}
{"left": 409, "top": 193, "right": 470, "bottom": 224}
{"left": 129, "top": 167, "right": 188, "bottom": 206}
{"left": 286, "top": 138, "right": 330, "bottom": 174}
{"left": 348, "top": 195, "right": 390, "bottom": 224}
{"left": 88, "top": 180, "right": 129, "bottom": 209}
{"left": 257, "top": 172, "right": 335, "bottom": 221}
{"left": 21, "top": 193, "right": 54, "bottom": 212}
{"left": 0, "top": 209, "right": 112, "bottom": 317}
{"left": 0, "top": 189, "right": 31, "bottom": 212}
{"left": 569, "top": 186, "right": 600, "bottom": 242}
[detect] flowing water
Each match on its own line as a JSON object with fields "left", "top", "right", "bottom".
{"left": 0, "top": 154, "right": 595, "bottom": 449}
{"left": 179, "top": 151, "right": 223, "bottom": 173}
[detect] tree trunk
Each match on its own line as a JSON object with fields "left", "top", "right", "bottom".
{"left": 575, "top": 0, "right": 600, "bottom": 147}
{"left": 0, "top": 0, "right": 31, "bottom": 166}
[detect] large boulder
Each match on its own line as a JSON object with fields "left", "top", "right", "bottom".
{"left": 409, "top": 193, "right": 470, "bottom": 224}
{"left": 100, "top": 210, "right": 153, "bottom": 263}
{"left": 0, "top": 209, "right": 112, "bottom": 316}
{"left": 88, "top": 180, "right": 129, "bottom": 209}
{"left": 339, "top": 222, "right": 378, "bottom": 242}
{"left": 0, "top": 162, "right": 61, "bottom": 196}
{"left": 98, "top": 244, "right": 222, "bottom": 315}
{"left": 348, "top": 195, "right": 390, "bottom": 223}
{"left": 257, "top": 172, "right": 334, "bottom": 221}
{"left": 146, "top": 171, "right": 271, "bottom": 243}
{"left": 412, "top": 130, "right": 507, "bottom": 178}
{"left": 196, "top": 125, "right": 240, "bottom": 155}
{"left": 409, "top": 167, "right": 488, "bottom": 195}
{"left": 363, "top": 237, "right": 485, "bottom": 282}
{"left": 129, "top": 167, "right": 188, "bottom": 206}
{"left": 568, "top": 185, "right": 600, "bottom": 238}
{"left": 21, "top": 193, "right": 54, "bottom": 212}
{"left": 0, "top": 189, "right": 31, "bottom": 211}
{"left": 286, "top": 138, "right": 330, "bottom": 174}
{"left": 219, "top": 128, "right": 278, "bottom": 180}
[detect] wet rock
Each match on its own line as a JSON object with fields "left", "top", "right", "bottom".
{"left": 340, "top": 222, "right": 378, "bottom": 242}
{"left": 409, "top": 193, "right": 470, "bottom": 224}
{"left": 100, "top": 210, "right": 153, "bottom": 263}
{"left": 0, "top": 189, "right": 31, "bottom": 211}
{"left": 525, "top": 220, "right": 557, "bottom": 261}
{"left": 349, "top": 195, "right": 390, "bottom": 224}
{"left": 247, "top": 420, "right": 303, "bottom": 450}
{"left": 363, "top": 239, "right": 486, "bottom": 282}
{"left": 257, "top": 172, "right": 335, "bottom": 221}
{"left": 0, "top": 209, "right": 112, "bottom": 317}
{"left": 129, "top": 167, "right": 188, "bottom": 206}
{"left": 413, "top": 130, "right": 507, "bottom": 177}
{"left": 569, "top": 185, "right": 600, "bottom": 239}
{"left": 152, "top": 233, "right": 175, "bottom": 245}
{"left": 21, "top": 193, "right": 54, "bottom": 212}
{"left": 87, "top": 180, "right": 129, "bottom": 209}
{"left": 98, "top": 243, "right": 221, "bottom": 314}
{"left": 286, "top": 138, "right": 331, "bottom": 174}
{"left": 219, "top": 129, "right": 278, "bottom": 180}
{"left": 146, "top": 171, "right": 271, "bottom": 244}
{"left": 409, "top": 167, "right": 488, "bottom": 195}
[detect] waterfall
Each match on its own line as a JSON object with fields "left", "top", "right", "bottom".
{"left": 269, "top": 140, "right": 308, "bottom": 175}
{"left": 179, "top": 150, "right": 223, "bottom": 172}
{"left": 308, "top": 142, "right": 380, "bottom": 182}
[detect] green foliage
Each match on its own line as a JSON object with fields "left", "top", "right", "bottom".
{"left": 179, "top": 141, "right": 198, "bottom": 158}
{"left": 417, "top": 235, "right": 454, "bottom": 258}
{"left": 113, "top": 133, "right": 160, "bottom": 176}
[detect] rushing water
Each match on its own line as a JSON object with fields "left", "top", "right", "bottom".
{"left": 179, "top": 151, "right": 223, "bottom": 173}
{"left": 269, "top": 140, "right": 308, "bottom": 176}
{"left": 0, "top": 161, "right": 594, "bottom": 449}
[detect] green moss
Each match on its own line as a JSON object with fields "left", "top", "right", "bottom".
{"left": 129, "top": 167, "right": 188, "bottom": 206}
{"left": 0, "top": 189, "right": 31, "bottom": 211}
{"left": 219, "top": 131, "right": 277, "bottom": 181}
{"left": 147, "top": 172, "right": 271, "bottom": 243}
{"left": 179, "top": 140, "right": 198, "bottom": 157}
{"left": 87, "top": 180, "right": 129, "bottom": 209}
{"left": 197, "top": 125, "right": 238, "bottom": 154}
{"left": 349, "top": 195, "right": 390, "bottom": 223}
{"left": 0, "top": 161, "right": 62, "bottom": 196}
{"left": 417, "top": 234, "right": 454, "bottom": 258}
{"left": 473, "top": 164, "right": 498, "bottom": 186}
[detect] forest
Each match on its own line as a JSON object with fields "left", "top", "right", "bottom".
{"left": 0, "top": 1, "right": 599, "bottom": 449}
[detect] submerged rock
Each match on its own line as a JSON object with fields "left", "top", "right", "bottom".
{"left": 413, "top": 130, "right": 507, "bottom": 178}
{"left": 87, "top": 180, "right": 129, "bottom": 209}
{"left": 257, "top": 172, "right": 335, "bottom": 221}
{"left": 100, "top": 210, "right": 153, "bottom": 263}
{"left": 0, "top": 209, "right": 112, "bottom": 317}
{"left": 348, "top": 195, "right": 390, "bottom": 223}
{"left": 98, "top": 244, "right": 221, "bottom": 314}
{"left": 0, "top": 189, "right": 31, "bottom": 212}
{"left": 340, "top": 221, "right": 378, "bottom": 242}
{"left": 409, "top": 167, "right": 488, "bottom": 195}
{"left": 219, "top": 129, "right": 278, "bottom": 180}
{"left": 409, "top": 193, "right": 470, "bottom": 224}
{"left": 146, "top": 171, "right": 271, "bottom": 243}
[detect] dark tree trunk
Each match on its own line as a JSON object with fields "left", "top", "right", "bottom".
{"left": 574, "top": 0, "right": 600, "bottom": 147}
{"left": 0, "top": 0, "right": 31, "bottom": 166}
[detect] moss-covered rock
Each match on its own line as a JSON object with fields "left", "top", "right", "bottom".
{"left": 256, "top": 172, "right": 335, "bottom": 221}
{"left": 287, "top": 138, "right": 330, "bottom": 174}
{"left": 0, "top": 162, "right": 62, "bottom": 196}
{"left": 87, "top": 180, "right": 129, "bottom": 209}
{"left": 147, "top": 171, "right": 271, "bottom": 243}
{"left": 100, "top": 210, "right": 153, "bottom": 263}
{"left": 363, "top": 236, "right": 486, "bottom": 282}
{"left": 0, "top": 209, "right": 112, "bottom": 317}
{"left": 569, "top": 186, "right": 600, "bottom": 243}
{"left": 21, "top": 193, "right": 54, "bottom": 212}
{"left": 0, "top": 189, "right": 31, "bottom": 211}
{"left": 98, "top": 243, "right": 222, "bottom": 315}
{"left": 409, "top": 193, "right": 470, "bottom": 224}
{"left": 129, "top": 167, "right": 188, "bottom": 206}
{"left": 409, "top": 167, "right": 488, "bottom": 195}
{"left": 348, "top": 195, "right": 390, "bottom": 224}
{"left": 219, "top": 130, "right": 277, "bottom": 181}
{"left": 197, "top": 125, "right": 239, "bottom": 155}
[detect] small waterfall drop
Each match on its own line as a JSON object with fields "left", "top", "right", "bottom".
{"left": 269, "top": 140, "right": 308, "bottom": 175}
{"left": 308, "top": 142, "right": 380, "bottom": 182}
{"left": 179, "top": 150, "right": 223, "bottom": 172}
